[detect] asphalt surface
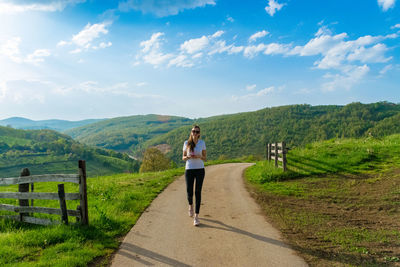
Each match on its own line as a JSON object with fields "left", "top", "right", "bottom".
{"left": 111, "top": 163, "right": 308, "bottom": 267}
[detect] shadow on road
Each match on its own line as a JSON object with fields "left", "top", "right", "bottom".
{"left": 119, "top": 243, "right": 192, "bottom": 267}
{"left": 200, "top": 218, "right": 290, "bottom": 249}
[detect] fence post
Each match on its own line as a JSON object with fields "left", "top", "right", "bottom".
{"left": 18, "top": 168, "right": 30, "bottom": 221}
{"left": 58, "top": 184, "right": 68, "bottom": 225}
{"left": 78, "top": 160, "right": 88, "bottom": 225}
{"left": 274, "top": 142, "right": 278, "bottom": 167}
{"left": 30, "top": 183, "right": 34, "bottom": 208}
{"left": 282, "top": 141, "right": 287, "bottom": 172}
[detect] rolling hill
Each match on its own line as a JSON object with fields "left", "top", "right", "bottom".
{"left": 0, "top": 117, "right": 103, "bottom": 132}
{"left": 64, "top": 114, "right": 193, "bottom": 152}
{"left": 0, "top": 126, "right": 139, "bottom": 178}
{"left": 139, "top": 102, "right": 400, "bottom": 165}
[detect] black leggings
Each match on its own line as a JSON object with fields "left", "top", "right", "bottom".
{"left": 185, "top": 168, "right": 205, "bottom": 214}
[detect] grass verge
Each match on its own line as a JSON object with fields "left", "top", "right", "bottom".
{"left": 245, "top": 134, "right": 400, "bottom": 266}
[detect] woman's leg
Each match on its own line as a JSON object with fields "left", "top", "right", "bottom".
{"left": 194, "top": 168, "right": 205, "bottom": 214}
{"left": 185, "top": 169, "right": 195, "bottom": 206}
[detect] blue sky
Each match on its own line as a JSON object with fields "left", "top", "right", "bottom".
{"left": 0, "top": 0, "right": 399, "bottom": 120}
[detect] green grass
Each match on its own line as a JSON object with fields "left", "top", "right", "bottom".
{"left": 247, "top": 134, "right": 400, "bottom": 185}
{"left": 0, "top": 167, "right": 186, "bottom": 266}
{"left": 245, "top": 134, "right": 400, "bottom": 266}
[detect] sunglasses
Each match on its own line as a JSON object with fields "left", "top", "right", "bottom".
{"left": 191, "top": 130, "right": 200, "bottom": 134}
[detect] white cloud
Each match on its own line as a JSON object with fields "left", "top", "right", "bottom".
{"left": 391, "top": 23, "right": 400, "bottom": 29}
{"left": 58, "top": 21, "right": 112, "bottom": 53}
{"left": 265, "top": 0, "right": 285, "bottom": 16}
{"left": 72, "top": 22, "right": 109, "bottom": 47}
{"left": 249, "top": 30, "right": 269, "bottom": 42}
{"left": 246, "top": 84, "right": 256, "bottom": 91}
{"left": 379, "top": 64, "right": 393, "bottom": 75}
{"left": 0, "top": 37, "right": 50, "bottom": 64}
{"left": 57, "top": 40, "right": 69, "bottom": 47}
{"left": 192, "top": 52, "right": 203, "bottom": 59}
{"left": 137, "top": 32, "right": 174, "bottom": 67}
{"left": 244, "top": 44, "right": 268, "bottom": 58}
{"left": 25, "top": 49, "right": 51, "bottom": 64}
{"left": 168, "top": 55, "right": 194, "bottom": 67}
{"left": 322, "top": 65, "right": 370, "bottom": 92}
{"left": 208, "top": 40, "right": 243, "bottom": 55}
{"left": 180, "top": 35, "right": 209, "bottom": 54}
{"left": 377, "top": 0, "right": 396, "bottom": 11}
{"left": 226, "top": 16, "right": 234, "bottom": 23}
{"left": 347, "top": 43, "right": 391, "bottom": 63}
{"left": 211, "top": 30, "right": 224, "bottom": 38}
{"left": 232, "top": 86, "right": 275, "bottom": 101}
{"left": 0, "top": 0, "right": 85, "bottom": 14}
{"left": 263, "top": 43, "right": 290, "bottom": 55}
{"left": 118, "top": 0, "right": 216, "bottom": 17}
{"left": 0, "top": 37, "right": 22, "bottom": 63}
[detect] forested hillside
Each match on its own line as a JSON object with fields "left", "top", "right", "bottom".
{"left": 140, "top": 102, "right": 400, "bottom": 165}
{"left": 64, "top": 114, "right": 193, "bottom": 152}
{"left": 0, "top": 126, "right": 139, "bottom": 178}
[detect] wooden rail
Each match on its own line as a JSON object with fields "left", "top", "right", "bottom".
{"left": 266, "top": 142, "right": 288, "bottom": 171}
{"left": 0, "top": 160, "right": 88, "bottom": 226}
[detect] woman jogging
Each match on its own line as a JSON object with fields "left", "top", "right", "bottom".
{"left": 182, "top": 125, "right": 206, "bottom": 226}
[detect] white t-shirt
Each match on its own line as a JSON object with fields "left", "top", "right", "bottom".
{"left": 183, "top": 139, "right": 206, "bottom": 170}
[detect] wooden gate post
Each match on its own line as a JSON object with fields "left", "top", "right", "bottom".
{"left": 274, "top": 142, "right": 278, "bottom": 168}
{"left": 18, "top": 168, "right": 30, "bottom": 221}
{"left": 282, "top": 141, "right": 287, "bottom": 172}
{"left": 78, "top": 160, "right": 88, "bottom": 225}
{"left": 58, "top": 184, "right": 68, "bottom": 225}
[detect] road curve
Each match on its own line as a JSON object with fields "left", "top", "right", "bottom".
{"left": 111, "top": 163, "right": 308, "bottom": 267}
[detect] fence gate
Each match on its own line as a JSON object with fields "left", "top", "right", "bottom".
{"left": 266, "top": 142, "right": 287, "bottom": 171}
{"left": 0, "top": 160, "right": 88, "bottom": 226}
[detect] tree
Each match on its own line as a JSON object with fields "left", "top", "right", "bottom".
{"left": 139, "top": 147, "right": 170, "bottom": 173}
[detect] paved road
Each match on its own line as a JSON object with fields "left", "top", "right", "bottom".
{"left": 111, "top": 163, "right": 308, "bottom": 267}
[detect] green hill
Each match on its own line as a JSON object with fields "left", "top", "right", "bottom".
{"left": 0, "top": 117, "right": 103, "bottom": 131}
{"left": 64, "top": 114, "right": 193, "bottom": 152}
{"left": 0, "top": 126, "right": 139, "bottom": 178}
{"left": 140, "top": 102, "right": 400, "bottom": 165}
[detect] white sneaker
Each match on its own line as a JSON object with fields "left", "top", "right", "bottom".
{"left": 193, "top": 216, "right": 200, "bottom": 226}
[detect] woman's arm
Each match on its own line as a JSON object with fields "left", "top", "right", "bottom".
{"left": 201, "top": 150, "right": 207, "bottom": 161}
{"left": 182, "top": 150, "right": 190, "bottom": 161}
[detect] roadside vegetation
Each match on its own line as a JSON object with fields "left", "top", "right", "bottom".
{"left": 245, "top": 134, "right": 400, "bottom": 266}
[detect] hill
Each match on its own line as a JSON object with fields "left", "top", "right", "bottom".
{"left": 0, "top": 126, "right": 139, "bottom": 178}
{"left": 64, "top": 114, "right": 193, "bottom": 152}
{"left": 140, "top": 102, "right": 400, "bottom": 165}
{"left": 0, "top": 117, "right": 103, "bottom": 131}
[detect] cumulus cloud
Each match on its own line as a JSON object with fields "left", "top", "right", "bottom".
{"left": 391, "top": 23, "right": 400, "bottom": 29}
{"left": 0, "top": 0, "right": 85, "bottom": 14}
{"left": 0, "top": 37, "right": 50, "bottom": 64}
{"left": 377, "top": 0, "right": 396, "bottom": 11}
{"left": 180, "top": 35, "right": 209, "bottom": 54}
{"left": 118, "top": 0, "right": 215, "bottom": 17}
{"left": 58, "top": 21, "right": 112, "bottom": 53}
{"left": 249, "top": 30, "right": 269, "bottom": 42}
{"left": 137, "top": 32, "right": 174, "bottom": 67}
{"left": 232, "top": 86, "right": 274, "bottom": 101}
{"left": 322, "top": 65, "right": 370, "bottom": 92}
{"left": 265, "top": 0, "right": 285, "bottom": 16}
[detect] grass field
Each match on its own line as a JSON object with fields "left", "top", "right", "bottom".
{"left": 0, "top": 167, "right": 186, "bottom": 266}
{"left": 245, "top": 134, "right": 400, "bottom": 266}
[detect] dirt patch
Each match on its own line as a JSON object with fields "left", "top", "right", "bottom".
{"left": 246, "top": 168, "right": 400, "bottom": 266}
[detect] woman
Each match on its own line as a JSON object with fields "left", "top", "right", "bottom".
{"left": 182, "top": 125, "right": 206, "bottom": 226}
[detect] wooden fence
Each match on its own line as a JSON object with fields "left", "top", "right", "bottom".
{"left": 266, "top": 142, "right": 288, "bottom": 171}
{"left": 0, "top": 160, "right": 88, "bottom": 226}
